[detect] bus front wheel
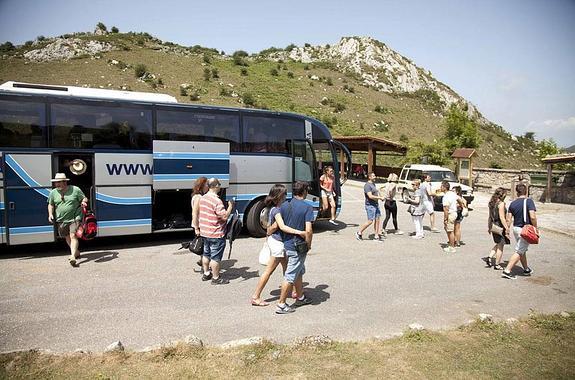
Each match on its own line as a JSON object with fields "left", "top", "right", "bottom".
{"left": 246, "top": 199, "right": 268, "bottom": 237}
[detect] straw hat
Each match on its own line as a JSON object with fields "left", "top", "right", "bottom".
{"left": 51, "top": 173, "right": 70, "bottom": 182}
{"left": 70, "top": 159, "right": 87, "bottom": 175}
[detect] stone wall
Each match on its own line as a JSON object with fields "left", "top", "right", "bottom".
{"left": 473, "top": 167, "right": 575, "bottom": 204}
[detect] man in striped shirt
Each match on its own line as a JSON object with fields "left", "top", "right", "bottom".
{"left": 199, "top": 178, "right": 235, "bottom": 285}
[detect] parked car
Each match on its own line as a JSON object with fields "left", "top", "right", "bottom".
{"left": 397, "top": 164, "right": 474, "bottom": 210}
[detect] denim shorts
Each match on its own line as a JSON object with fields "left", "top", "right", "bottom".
{"left": 365, "top": 204, "right": 381, "bottom": 221}
{"left": 284, "top": 249, "right": 306, "bottom": 284}
{"left": 513, "top": 226, "right": 530, "bottom": 255}
{"left": 203, "top": 237, "right": 226, "bottom": 262}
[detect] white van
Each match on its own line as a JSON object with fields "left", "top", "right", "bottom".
{"left": 397, "top": 164, "right": 474, "bottom": 210}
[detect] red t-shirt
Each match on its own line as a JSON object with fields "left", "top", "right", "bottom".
{"left": 198, "top": 192, "right": 227, "bottom": 238}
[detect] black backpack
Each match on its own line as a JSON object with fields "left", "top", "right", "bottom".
{"left": 225, "top": 211, "right": 242, "bottom": 259}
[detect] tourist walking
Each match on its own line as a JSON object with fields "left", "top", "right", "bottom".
{"left": 483, "top": 187, "right": 510, "bottom": 270}
{"left": 251, "top": 184, "right": 307, "bottom": 307}
{"left": 422, "top": 173, "right": 440, "bottom": 233}
{"left": 320, "top": 166, "right": 338, "bottom": 225}
{"left": 453, "top": 186, "right": 467, "bottom": 247}
{"left": 441, "top": 180, "right": 459, "bottom": 253}
{"left": 356, "top": 172, "right": 385, "bottom": 241}
{"left": 198, "top": 178, "right": 235, "bottom": 285}
{"left": 407, "top": 179, "right": 426, "bottom": 239}
{"left": 47, "top": 173, "right": 89, "bottom": 267}
{"left": 502, "top": 183, "right": 537, "bottom": 279}
{"left": 381, "top": 173, "right": 403, "bottom": 235}
{"left": 191, "top": 177, "right": 208, "bottom": 269}
{"left": 276, "top": 181, "right": 314, "bottom": 314}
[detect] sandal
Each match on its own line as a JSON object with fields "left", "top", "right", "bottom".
{"left": 250, "top": 298, "right": 269, "bottom": 307}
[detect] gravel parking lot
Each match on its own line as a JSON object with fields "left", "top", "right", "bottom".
{"left": 1, "top": 180, "right": 574, "bottom": 352}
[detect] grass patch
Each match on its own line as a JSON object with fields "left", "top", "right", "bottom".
{"left": 1, "top": 313, "right": 574, "bottom": 379}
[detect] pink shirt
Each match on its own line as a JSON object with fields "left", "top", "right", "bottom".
{"left": 320, "top": 174, "right": 334, "bottom": 192}
{"left": 198, "top": 192, "right": 227, "bottom": 238}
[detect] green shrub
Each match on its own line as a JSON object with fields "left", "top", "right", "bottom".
{"left": 111, "top": 26, "right": 119, "bottom": 33}
{"left": 333, "top": 103, "right": 346, "bottom": 113}
{"left": 326, "top": 77, "right": 333, "bottom": 86}
{"left": 304, "top": 64, "right": 310, "bottom": 70}
{"left": 320, "top": 98, "right": 329, "bottom": 105}
{"left": 304, "top": 43, "right": 311, "bottom": 47}
{"left": 24, "top": 40, "right": 33, "bottom": 48}
{"left": 285, "top": 43, "right": 297, "bottom": 51}
{"left": 219, "top": 87, "right": 232, "bottom": 96}
{"left": 242, "top": 92, "right": 256, "bottom": 106}
{"left": 287, "top": 71, "right": 294, "bottom": 78}
{"left": 399, "top": 134, "right": 409, "bottom": 143}
{"left": 134, "top": 64, "right": 147, "bottom": 78}
{"left": 189, "top": 91, "right": 200, "bottom": 101}
{"left": 211, "top": 68, "right": 219, "bottom": 78}
{"left": 270, "top": 68, "right": 279, "bottom": 76}
{"left": 343, "top": 84, "right": 355, "bottom": 93}
{"left": 240, "top": 68, "right": 248, "bottom": 76}
{"left": 203, "top": 53, "right": 212, "bottom": 64}
{"left": 0, "top": 41, "right": 15, "bottom": 52}
{"left": 489, "top": 162, "right": 503, "bottom": 169}
{"left": 36, "top": 35, "right": 46, "bottom": 42}
{"left": 373, "top": 120, "right": 390, "bottom": 132}
{"left": 157, "top": 78, "right": 164, "bottom": 86}
{"left": 203, "top": 68, "right": 211, "bottom": 81}
{"left": 96, "top": 22, "right": 107, "bottom": 32}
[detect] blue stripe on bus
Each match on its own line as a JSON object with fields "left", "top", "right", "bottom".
{"left": 96, "top": 193, "right": 151, "bottom": 205}
{"left": 153, "top": 174, "right": 229, "bottom": 181}
{"left": 99, "top": 219, "right": 152, "bottom": 228}
{"left": 9, "top": 225, "right": 53, "bottom": 235}
{"left": 153, "top": 152, "right": 229, "bottom": 160}
{"left": 0, "top": 202, "right": 4, "bottom": 210}
{"left": 5, "top": 155, "right": 50, "bottom": 198}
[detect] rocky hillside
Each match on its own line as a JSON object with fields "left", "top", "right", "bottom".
{"left": 0, "top": 30, "right": 542, "bottom": 169}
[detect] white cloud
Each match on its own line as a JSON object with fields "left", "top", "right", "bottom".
{"left": 525, "top": 116, "right": 575, "bottom": 147}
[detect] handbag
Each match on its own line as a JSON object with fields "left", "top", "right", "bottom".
{"left": 490, "top": 224, "right": 504, "bottom": 236}
{"left": 407, "top": 204, "right": 415, "bottom": 215}
{"left": 295, "top": 239, "right": 309, "bottom": 255}
{"left": 75, "top": 206, "right": 98, "bottom": 240}
{"left": 520, "top": 199, "right": 539, "bottom": 244}
{"left": 461, "top": 207, "right": 469, "bottom": 217}
{"left": 189, "top": 235, "right": 204, "bottom": 255}
{"left": 258, "top": 241, "right": 271, "bottom": 265}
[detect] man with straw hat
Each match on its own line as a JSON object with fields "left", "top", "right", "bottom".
{"left": 47, "top": 173, "right": 89, "bottom": 267}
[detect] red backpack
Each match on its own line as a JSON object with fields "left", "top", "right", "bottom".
{"left": 76, "top": 207, "right": 98, "bottom": 240}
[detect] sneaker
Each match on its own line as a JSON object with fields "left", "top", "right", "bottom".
{"left": 355, "top": 232, "right": 363, "bottom": 241}
{"left": 493, "top": 264, "right": 504, "bottom": 271}
{"left": 68, "top": 258, "right": 77, "bottom": 267}
{"left": 201, "top": 272, "right": 212, "bottom": 281}
{"left": 293, "top": 297, "right": 312, "bottom": 307}
{"left": 443, "top": 246, "right": 456, "bottom": 253}
{"left": 523, "top": 267, "right": 533, "bottom": 276}
{"left": 211, "top": 277, "right": 229, "bottom": 285}
{"left": 375, "top": 235, "right": 385, "bottom": 242}
{"left": 394, "top": 230, "right": 404, "bottom": 235}
{"left": 501, "top": 271, "right": 516, "bottom": 280}
{"left": 275, "top": 304, "right": 295, "bottom": 314}
{"left": 411, "top": 235, "right": 424, "bottom": 240}
{"left": 481, "top": 257, "right": 492, "bottom": 267}
{"left": 329, "top": 220, "right": 338, "bottom": 226}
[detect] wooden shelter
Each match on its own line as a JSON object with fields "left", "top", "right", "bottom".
{"left": 333, "top": 135, "right": 407, "bottom": 177}
{"left": 451, "top": 148, "right": 477, "bottom": 186}
{"left": 541, "top": 153, "right": 575, "bottom": 203}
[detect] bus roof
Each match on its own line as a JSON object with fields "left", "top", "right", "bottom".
{"left": 0, "top": 81, "right": 178, "bottom": 104}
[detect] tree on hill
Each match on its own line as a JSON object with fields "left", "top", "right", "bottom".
{"left": 96, "top": 22, "right": 107, "bottom": 32}
{"left": 443, "top": 105, "right": 481, "bottom": 150}
{"left": 0, "top": 41, "right": 15, "bottom": 52}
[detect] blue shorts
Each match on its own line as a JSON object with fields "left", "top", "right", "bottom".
{"left": 284, "top": 249, "right": 306, "bottom": 284}
{"left": 202, "top": 237, "right": 225, "bottom": 262}
{"left": 365, "top": 204, "right": 381, "bottom": 221}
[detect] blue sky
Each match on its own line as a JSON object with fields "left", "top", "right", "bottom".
{"left": 1, "top": 0, "right": 574, "bottom": 147}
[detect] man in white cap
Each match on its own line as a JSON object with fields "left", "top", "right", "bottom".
{"left": 47, "top": 173, "right": 88, "bottom": 267}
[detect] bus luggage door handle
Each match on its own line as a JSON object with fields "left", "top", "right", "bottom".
{"left": 186, "top": 164, "right": 193, "bottom": 169}
{"left": 9, "top": 202, "right": 15, "bottom": 210}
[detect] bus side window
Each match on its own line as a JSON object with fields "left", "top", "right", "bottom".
{"left": 242, "top": 115, "right": 304, "bottom": 154}
{"left": 0, "top": 99, "right": 47, "bottom": 148}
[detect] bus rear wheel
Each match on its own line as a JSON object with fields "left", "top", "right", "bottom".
{"left": 246, "top": 199, "right": 268, "bottom": 237}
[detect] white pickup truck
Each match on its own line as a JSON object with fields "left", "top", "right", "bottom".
{"left": 397, "top": 164, "right": 474, "bottom": 210}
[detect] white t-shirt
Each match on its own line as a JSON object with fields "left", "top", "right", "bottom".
{"left": 422, "top": 182, "right": 433, "bottom": 202}
{"left": 442, "top": 190, "right": 459, "bottom": 214}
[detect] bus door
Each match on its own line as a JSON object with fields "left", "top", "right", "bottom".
{"left": 291, "top": 140, "right": 320, "bottom": 218}
{"left": 3, "top": 153, "right": 55, "bottom": 245}
{"left": 94, "top": 153, "right": 153, "bottom": 237}
{"left": 152, "top": 140, "right": 229, "bottom": 230}
{"left": 330, "top": 139, "right": 352, "bottom": 215}
{"left": 0, "top": 153, "right": 5, "bottom": 244}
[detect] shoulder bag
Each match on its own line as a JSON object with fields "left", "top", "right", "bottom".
{"left": 520, "top": 199, "right": 539, "bottom": 244}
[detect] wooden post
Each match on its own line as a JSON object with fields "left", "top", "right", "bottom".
{"left": 339, "top": 149, "right": 345, "bottom": 180}
{"left": 367, "top": 142, "right": 374, "bottom": 175}
{"left": 546, "top": 163, "right": 552, "bottom": 203}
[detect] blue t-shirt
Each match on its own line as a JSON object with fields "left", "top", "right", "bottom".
{"left": 364, "top": 182, "right": 379, "bottom": 207}
{"left": 269, "top": 207, "right": 282, "bottom": 241}
{"left": 508, "top": 197, "right": 536, "bottom": 227}
{"left": 279, "top": 198, "right": 314, "bottom": 251}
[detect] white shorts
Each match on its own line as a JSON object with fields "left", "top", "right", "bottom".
{"left": 513, "top": 226, "right": 529, "bottom": 255}
{"left": 321, "top": 189, "right": 334, "bottom": 199}
{"left": 267, "top": 236, "right": 285, "bottom": 258}
{"left": 423, "top": 200, "right": 434, "bottom": 214}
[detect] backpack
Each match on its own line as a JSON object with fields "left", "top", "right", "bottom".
{"left": 225, "top": 211, "right": 242, "bottom": 259}
{"left": 76, "top": 207, "right": 98, "bottom": 240}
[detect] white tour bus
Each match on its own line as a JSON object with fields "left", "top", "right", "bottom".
{"left": 0, "top": 81, "right": 351, "bottom": 245}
